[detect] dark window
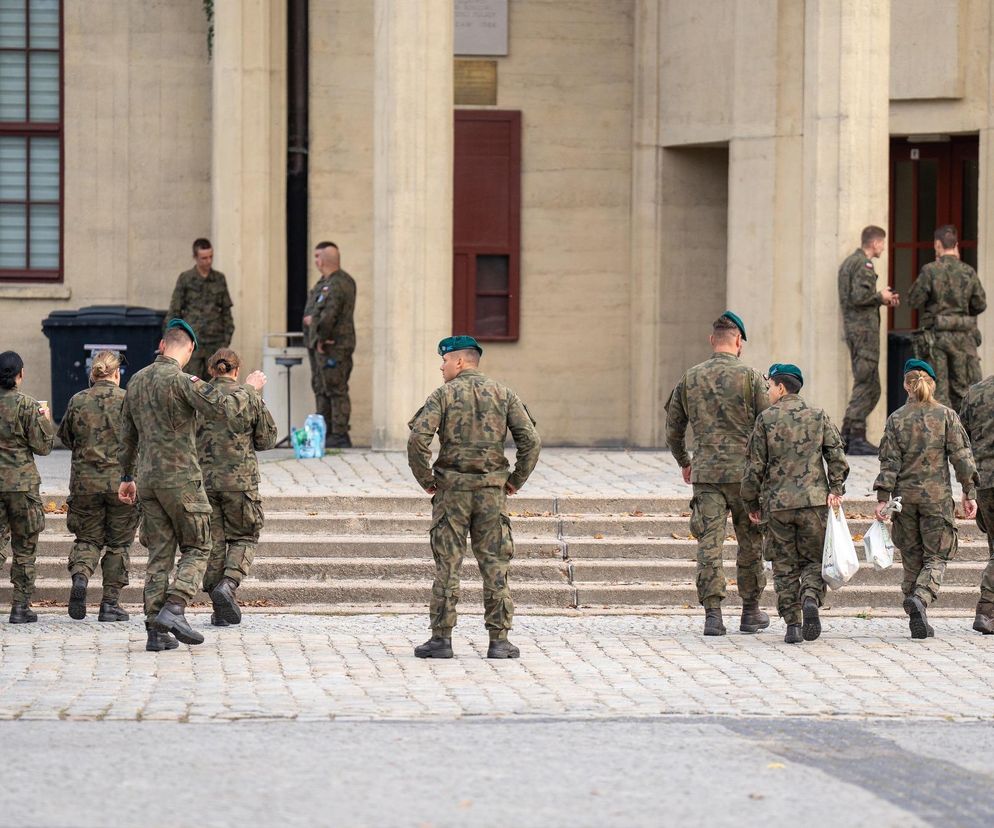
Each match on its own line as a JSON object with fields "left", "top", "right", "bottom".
{"left": 453, "top": 110, "right": 521, "bottom": 340}
{"left": 0, "top": 0, "right": 63, "bottom": 282}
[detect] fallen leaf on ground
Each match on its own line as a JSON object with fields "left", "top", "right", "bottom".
{"left": 593, "top": 533, "right": 604, "bottom": 539}
{"left": 767, "top": 762, "right": 785, "bottom": 770}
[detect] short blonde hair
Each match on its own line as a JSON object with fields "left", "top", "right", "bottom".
{"left": 90, "top": 350, "right": 121, "bottom": 382}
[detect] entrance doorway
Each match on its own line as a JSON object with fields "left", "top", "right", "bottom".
{"left": 886, "top": 135, "right": 979, "bottom": 411}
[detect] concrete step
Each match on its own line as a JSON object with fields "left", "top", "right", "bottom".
{"left": 0, "top": 579, "right": 577, "bottom": 608}
{"left": 15, "top": 556, "right": 570, "bottom": 583}
{"left": 573, "top": 583, "right": 983, "bottom": 610}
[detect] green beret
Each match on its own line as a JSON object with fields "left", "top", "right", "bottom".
{"left": 438, "top": 335, "right": 483, "bottom": 357}
{"left": 904, "top": 358, "right": 936, "bottom": 380}
{"left": 768, "top": 363, "right": 804, "bottom": 388}
{"left": 721, "top": 311, "right": 747, "bottom": 341}
{"left": 165, "top": 318, "right": 198, "bottom": 350}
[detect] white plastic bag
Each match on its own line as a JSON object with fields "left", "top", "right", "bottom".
{"left": 862, "top": 520, "right": 894, "bottom": 570}
{"left": 822, "top": 505, "right": 860, "bottom": 589}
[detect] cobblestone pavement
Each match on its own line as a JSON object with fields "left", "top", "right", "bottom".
{"left": 2, "top": 614, "right": 992, "bottom": 723}
{"left": 36, "top": 448, "right": 899, "bottom": 498}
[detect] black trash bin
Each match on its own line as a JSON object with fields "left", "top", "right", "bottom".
{"left": 887, "top": 331, "right": 915, "bottom": 415}
{"left": 41, "top": 305, "right": 165, "bottom": 422}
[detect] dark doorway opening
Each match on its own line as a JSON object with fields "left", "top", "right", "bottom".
{"left": 887, "top": 135, "right": 979, "bottom": 411}
{"left": 285, "top": 0, "right": 309, "bottom": 333}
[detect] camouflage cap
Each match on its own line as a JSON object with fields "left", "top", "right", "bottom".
{"left": 438, "top": 335, "right": 483, "bottom": 357}
{"left": 904, "top": 358, "right": 936, "bottom": 380}
{"left": 768, "top": 363, "right": 804, "bottom": 388}
{"left": 720, "top": 311, "right": 747, "bottom": 341}
{"left": 165, "top": 318, "right": 198, "bottom": 350}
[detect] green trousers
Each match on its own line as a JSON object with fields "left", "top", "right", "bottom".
{"left": 976, "top": 489, "right": 994, "bottom": 608}
{"left": 892, "top": 500, "right": 957, "bottom": 607}
{"left": 66, "top": 491, "right": 138, "bottom": 600}
{"left": 0, "top": 488, "right": 45, "bottom": 603}
{"left": 203, "top": 489, "right": 264, "bottom": 594}
{"left": 768, "top": 506, "right": 827, "bottom": 625}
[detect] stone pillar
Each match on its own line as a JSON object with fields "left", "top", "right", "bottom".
{"left": 211, "top": 0, "right": 287, "bottom": 374}
{"left": 371, "top": 0, "right": 453, "bottom": 450}
{"left": 801, "top": 0, "right": 890, "bottom": 435}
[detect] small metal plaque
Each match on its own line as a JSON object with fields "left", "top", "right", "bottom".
{"left": 455, "top": 0, "right": 508, "bottom": 56}
{"left": 454, "top": 59, "right": 498, "bottom": 106}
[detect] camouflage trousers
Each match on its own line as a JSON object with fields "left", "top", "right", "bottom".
{"left": 891, "top": 500, "right": 957, "bottom": 607}
{"left": 428, "top": 486, "right": 514, "bottom": 640}
{"left": 843, "top": 328, "right": 880, "bottom": 430}
{"left": 203, "top": 489, "right": 264, "bottom": 594}
{"left": 66, "top": 492, "right": 138, "bottom": 600}
{"left": 976, "top": 489, "right": 994, "bottom": 608}
{"left": 767, "top": 506, "right": 827, "bottom": 625}
{"left": 0, "top": 489, "right": 45, "bottom": 604}
{"left": 317, "top": 347, "right": 353, "bottom": 437}
{"left": 138, "top": 482, "right": 213, "bottom": 622}
{"left": 689, "top": 483, "right": 766, "bottom": 608}
{"left": 930, "top": 331, "right": 981, "bottom": 412}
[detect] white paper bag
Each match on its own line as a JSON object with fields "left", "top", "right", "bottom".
{"left": 822, "top": 505, "right": 860, "bottom": 589}
{"left": 862, "top": 520, "right": 894, "bottom": 570}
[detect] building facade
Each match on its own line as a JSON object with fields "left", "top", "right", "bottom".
{"left": 2, "top": 0, "right": 992, "bottom": 448}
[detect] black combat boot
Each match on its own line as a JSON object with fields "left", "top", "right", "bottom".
{"left": 845, "top": 425, "right": 879, "bottom": 456}
{"left": 153, "top": 599, "right": 205, "bottom": 645}
{"left": 210, "top": 613, "right": 230, "bottom": 627}
{"left": 414, "top": 635, "right": 454, "bottom": 659}
{"left": 9, "top": 602, "right": 38, "bottom": 624}
{"left": 487, "top": 639, "right": 520, "bottom": 659}
{"left": 145, "top": 621, "right": 180, "bottom": 652}
{"left": 210, "top": 577, "right": 241, "bottom": 625}
{"left": 327, "top": 433, "right": 352, "bottom": 449}
{"left": 801, "top": 597, "right": 822, "bottom": 641}
{"left": 973, "top": 602, "right": 994, "bottom": 635}
{"left": 703, "top": 607, "right": 726, "bottom": 636}
{"left": 784, "top": 624, "right": 803, "bottom": 644}
{"left": 68, "top": 573, "right": 88, "bottom": 620}
{"left": 98, "top": 599, "right": 129, "bottom": 622}
{"left": 740, "top": 601, "right": 771, "bottom": 633}
{"left": 903, "top": 594, "right": 929, "bottom": 640}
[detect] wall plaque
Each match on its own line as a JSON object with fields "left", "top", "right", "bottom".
{"left": 454, "top": 60, "right": 498, "bottom": 106}
{"left": 455, "top": 0, "right": 508, "bottom": 56}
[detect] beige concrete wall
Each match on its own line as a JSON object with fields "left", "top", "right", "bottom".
{"left": 309, "top": 0, "right": 635, "bottom": 446}
{"left": 0, "top": 1, "right": 212, "bottom": 402}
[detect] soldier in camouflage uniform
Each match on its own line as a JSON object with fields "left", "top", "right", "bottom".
{"left": 196, "top": 348, "right": 278, "bottom": 627}
{"left": 302, "top": 241, "right": 338, "bottom": 443}
{"left": 742, "top": 364, "right": 849, "bottom": 644}
{"left": 665, "top": 312, "right": 771, "bottom": 637}
{"left": 875, "top": 359, "right": 977, "bottom": 639}
{"left": 119, "top": 319, "right": 266, "bottom": 651}
{"left": 166, "top": 238, "right": 235, "bottom": 380}
{"left": 837, "top": 225, "right": 899, "bottom": 455}
{"left": 311, "top": 243, "right": 356, "bottom": 448}
{"left": 57, "top": 351, "right": 138, "bottom": 622}
{"left": 0, "top": 351, "right": 56, "bottom": 623}
{"left": 959, "top": 372, "right": 994, "bottom": 634}
{"left": 407, "top": 335, "right": 541, "bottom": 659}
{"left": 909, "top": 225, "right": 986, "bottom": 412}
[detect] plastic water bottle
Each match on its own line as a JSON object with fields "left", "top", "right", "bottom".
{"left": 304, "top": 413, "right": 326, "bottom": 459}
{"left": 292, "top": 427, "right": 313, "bottom": 459}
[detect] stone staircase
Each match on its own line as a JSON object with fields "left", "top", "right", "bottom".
{"left": 3, "top": 495, "right": 989, "bottom": 611}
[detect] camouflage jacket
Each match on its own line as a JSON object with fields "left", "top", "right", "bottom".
{"left": 312, "top": 270, "right": 356, "bottom": 352}
{"left": 302, "top": 273, "right": 333, "bottom": 349}
{"left": 407, "top": 369, "right": 541, "bottom": 491}
{"left": 875, "top": 401, "right": 977, "bottom": 505}
{"left": 908, "top": 255, "right": 986, "bottom": 331}
{"left": 57, "top": 380, "right": 128, "bottom": 495}
{"left": 838, "top": 248, "right": 885, "bottom": 335}
{"left": 196, "top": 376, "right": 278, "bottom": 491}
{"left": 742, "top": 394, "right": 849, "bottom": 513}
{"left": 166, "top": 267, "right": 235, "bottom": 347}
{"left": 665, "top": 353, "right": 768, "bottom": 484}
{"left": 119, "top": 355, "right": 255, "bottom": 489}
{"left": 959, "top": 376, "right": 994, "bottom": 490}
{"left": 0, "top": 388, "right": 55, "bottom": 491}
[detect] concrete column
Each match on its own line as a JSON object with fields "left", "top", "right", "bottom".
{"left": 211, "top": 0, "right": 287, "bottom": 374}
{"left": 371, "top": 0, "right": 453, "bottom": 450}
{"left": 801, "top": 0, "right": 890, "bottom": 435}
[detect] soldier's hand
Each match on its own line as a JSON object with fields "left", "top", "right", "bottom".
{"left": 963, "top": 496, "right": 978, "bottom": 520}
{"left": 681, "top": 465, "right": 692, "bottom": 484}
{"left": 748, "top": 510, "right": 762, "bottom": 525}
{"left": 505, "top": 482, "right": 518, "bottom": 496}
{"left": 880, "top": 286, "right": 898, "bottom": 306}
{"left": 425, "top": 485, "right": 437, "bottom": 495}
{"left": 118, "top": 481, "right": 137, "bottom": 505}
{"left": 316, "top": 341, "right": 325, "bottom": 354}
{"left": 874, "top": 501, "right": 889, "bottom": 521}
{"left": 245, "top": 370, "right": 267, "bottom": 391}
{"left": 303, "top": 314, "right": 313, "bottom": 326}
{"left": 827, "top": 493, "right": 843, "bottom": 510}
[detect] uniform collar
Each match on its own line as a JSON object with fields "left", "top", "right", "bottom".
{"left": 155, "top": 355, "right": 179, "bottom": 366}
{"left": 92, "top": 380, "right": 117, "bottom": 388}
{"left": 212, "top": 376, "right": 237, "bottom": 384}
{"left": 711, "top": 352, "right": 740, "bottom": 362}
{"left": 938, "top": 254, "right": 960, "bottom": 263}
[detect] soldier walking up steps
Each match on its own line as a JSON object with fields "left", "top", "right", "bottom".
{"left": 407, "top": 336, "right": 541, "bottom": 660}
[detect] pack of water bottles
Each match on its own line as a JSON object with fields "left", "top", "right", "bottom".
{"left": 292, "top": 413, "right": 327, "bottom": 459}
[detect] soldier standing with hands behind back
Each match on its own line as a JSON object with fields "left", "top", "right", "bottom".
{"left": 302, "top": 241, "right": 338, "bottom": 442}
{"left": 837, "top": 225, "right": 899, "bottom": 455}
